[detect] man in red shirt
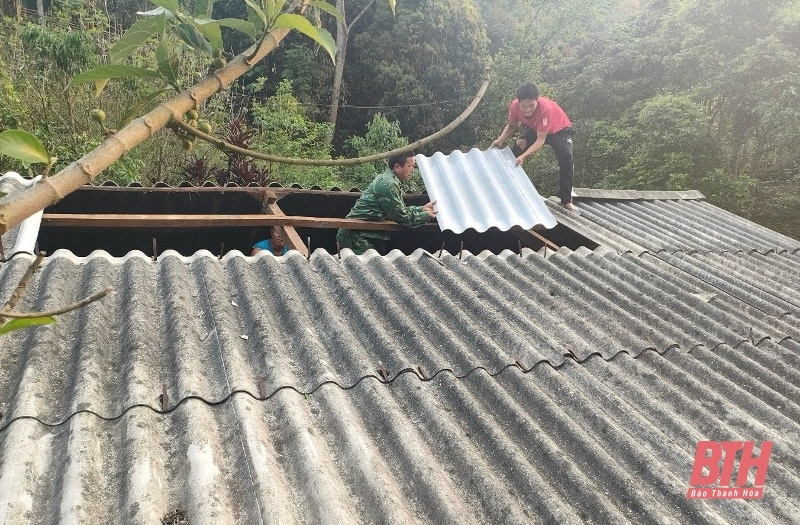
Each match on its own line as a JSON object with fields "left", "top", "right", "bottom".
{"left": 491, "top": 83, "right": 578, "bottom": 213}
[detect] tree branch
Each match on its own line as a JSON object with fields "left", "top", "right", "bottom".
{"left": 172, "top": 76, "right": 491, "bottom": 166}
{"left": 2, "top": 252, "right": 45, "bottom": 315}
{"left": 0, "top": 287, "right": 113, "bottom": 319}
{"left": 0, "top": 26, "right": 294, "bottom": 235}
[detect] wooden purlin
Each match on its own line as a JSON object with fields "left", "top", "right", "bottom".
{"left": 510, "top": 227, "right": 560, "bottom": 252}
{"left": 40, "top": 213, "right": 439, "bottom": 231}
{"left": 266, "top": 201, "right": 308, "bottom": 258}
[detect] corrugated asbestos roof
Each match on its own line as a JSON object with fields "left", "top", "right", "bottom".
{"left": 554, "top": 195, "right": 798, "bottom": 254}
{"left": 1, "top": 190, "right": 799, "bottom": 524}
{"left": 416, "top": 148, "right": 557, "bottom": 233}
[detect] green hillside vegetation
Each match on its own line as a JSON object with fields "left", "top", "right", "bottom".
{"left": 0, "top": 0, "right": 797, "bottom": 239}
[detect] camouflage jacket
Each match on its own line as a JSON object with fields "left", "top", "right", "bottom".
{"left": 344, "top": 169, "right": 430, "bottom": 239}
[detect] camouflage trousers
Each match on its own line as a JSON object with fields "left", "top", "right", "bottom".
{"left": 336, "top": 229, "right": 387, "bottom": 255}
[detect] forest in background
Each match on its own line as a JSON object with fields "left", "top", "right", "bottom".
{"left": 0, "top": 0, "right": 798, "bottom": 239}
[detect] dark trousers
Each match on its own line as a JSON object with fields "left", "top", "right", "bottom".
{"left": 512, "top": 127, "right": 575, "bottom": 204}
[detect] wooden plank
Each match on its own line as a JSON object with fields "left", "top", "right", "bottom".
{"left": 267, "top": 203, "right": 309, "bottom": 257}
{"left": 524, "top": 229, "right": 560, "bottom": 251}
{"left": 66, "top": 185, "right": 278, "bottom": 203}
{"left": 510, "top": 228, "right": 560, "bottom": 252}
{"left": 41, "top": 213, "right": 439, "bottom": 231}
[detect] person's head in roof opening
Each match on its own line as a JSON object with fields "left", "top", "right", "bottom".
{"left": 269, "top": 226, "right": 285, "bottom": 251}
{"left": 388, "top": 151, "right": 416, "bottom": 182}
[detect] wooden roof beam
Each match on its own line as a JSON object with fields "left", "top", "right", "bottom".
{"left": 41, "top": 213, "right": 440, "bottom": 231}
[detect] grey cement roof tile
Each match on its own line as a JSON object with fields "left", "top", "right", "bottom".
{"left": 570, "top": 198, "right": 800, "bottom": 254}
{"left": 1, "top": 191, "right": 799, "bottom": 523}
{"left": 0, "top": 341, "right": 798, "bottom": 523}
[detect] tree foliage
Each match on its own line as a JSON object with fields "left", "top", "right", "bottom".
{"left": 553, "top": 0, "right": 799, "bottom": 233}
{"left": 342, "top": 0, "right": 489, "bottom": 153}
{"left": 1, "top": 0, "right": 798, "bottom": 239}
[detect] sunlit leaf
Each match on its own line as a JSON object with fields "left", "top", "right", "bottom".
{"left": 198, "top": 18, "right": 257, "bottom": 41}
{"left": 0, "top": 130, "right": 50, "bottom": 164}
{"left": 137, "top": 6, "right": 174, "bottom": 17}
{"left": 110, "top": 15, "right": 166, "bottom": 64}
{"left": 273, "top": 14, "right": 336, "bottom": 63}
{"left": 0, "top": 316, "right": 56, "bottom": 335}
{"left": 72, "top": 65, "right": 163, "bottom": 87}
{"left": 244, "top": 0, "right": 267, "bottom": 32}
{"left": 264, "top": 0, "right": 285, "bottom": 23}
{"left": 308, "top": 1, "right": 344, "bottom": 23}
{"left": 174, "top": 23, "right": 213, "bottom": 55}
{"left": 192, "top": 18, "right": 223, "bottom": 51}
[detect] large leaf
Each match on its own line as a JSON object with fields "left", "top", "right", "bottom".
{"left": 110, "top": 15, "right": 166, "bottom": 64}
{"left": 148, "top": 0, "right": 180, "bottom": 15}
{"left": 0, "top": 130, "right": 50, "bottom": 164}
{"left": 192, "top": 18, "right": 223, "bottom": 52}
{"left": 156, "top": 39, "right": 180, "bottom": 88}
{"left": 273, "top": 14, "right": 336, "bottom": 63}
{"left": 0, "top": 316, "right": 56, "bottom": 335}
{"left": 194, "top": 0, "right": 214, "bottom": 18}
{"left": 244, "top": 0, "right": 267, "bottom": 32}
{"left": 198, "top": 17, "right": 257, "bottom": 41}
{"left": 264, "top": 0, "right": 286, "bottom": 23}
{"left": 137, "top": 7, "right": 174, "bottom": 18}
{"left": 72, "top": 65, "right": 163, "bottom": 86}
{"left": 174, "top": 23, "right": 213, "bottom": 55}
{"left": 308, "top": 1, "right": 344, "bottom": 24}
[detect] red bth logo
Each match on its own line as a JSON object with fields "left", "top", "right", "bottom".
{"left": 687, "top": 441, "right": 772, "bottom": 499}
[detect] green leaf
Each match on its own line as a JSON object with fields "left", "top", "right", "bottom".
{"left": 192, "top": 18, "right": 223, "bottom": 52}
{"left": 195, "top": 0, "right": 213, "bottom": 17}
{"left": 72, "top": 65, "right": 163, "bottom": 86}
{"left": 0, "top": 130, "right": 50, "bottom": 164}
{"left": 200, "top": 17, "right": 257, "bottom": 40}
{"left": 386, "top": 0, "right": 395, "bottom": 15}
{"left": 174, "top": 23, "right": 213, "bottom": 55}
{"left": 308, "top": 1, "right": 344, "bottom": 23}
{"left": 148, "top": 0, "right": 180, "bottom": 15}
{"left": 156, "top": 39, "right": 180, "bottom": 88}
{"left": 273, "top": 14, "right": 336, "bottom": 63}
{"left": 244, "top": 0, "right": 267, "bottom": 32}
{"left": 120, "top": 89, "right": 170, "bottom": 127}
{"left": 0, "top": 316, "right": 56, "bottom": 335}
{"left": 136, "top": 7, "right": 174, "bottom": 18}
{"left": 110, "top": 14, "right": 166, "bottom": 64}
{"left": 264, "top": 0, "right": 286, "bottom": 23}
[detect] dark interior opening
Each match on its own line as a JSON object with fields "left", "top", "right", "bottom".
{"left": 38, "top": 186, "right": 597, "bottom": 257}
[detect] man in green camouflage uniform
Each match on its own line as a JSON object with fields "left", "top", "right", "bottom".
{"left": 336, "top": 151, "right": 437, "bottom": 255}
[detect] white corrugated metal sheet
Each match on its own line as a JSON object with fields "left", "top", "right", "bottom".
{"left": 416, "top": 148, "right": 557, "bottom": 233}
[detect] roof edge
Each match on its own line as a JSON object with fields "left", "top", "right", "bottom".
{"left": 571, "top": 188, "right": 705, "bottom": 200}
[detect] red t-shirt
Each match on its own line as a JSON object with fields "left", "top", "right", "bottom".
{"left": 508, "top": 96, "right": 571, "bottom": 134}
